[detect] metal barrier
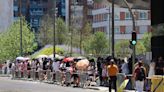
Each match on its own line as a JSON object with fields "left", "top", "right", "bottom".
{"left": 117, "top": 73, "right": 126, "bottom": 87}
{"left": 9, "top": 69, "right": 96, "bottom": 88}
{"left": 79, "top": 73, "right": 88, "bottom": 88}
{"left": 65, "top": 72, "right": 72, "bottom": 86}
{"left": 46, "top": 70, "right": 52, "bottom": 82}
{"left": 0, "top": 69, "right": 2, "bottom": 74}
{"left": 55, "top": 71, "right": 62, "bottom": 85}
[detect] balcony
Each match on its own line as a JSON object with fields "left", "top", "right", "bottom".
{"left": 30, "top": 11, "right": 44, "bottom": 16}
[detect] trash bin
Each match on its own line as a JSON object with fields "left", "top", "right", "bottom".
{"left": 151, "top": 75, "right": 164, "bottom": 92}
{"left": 117, "top": 73, "right": 126, "bottom": 87}
{"left": 125, "top": 74, "right": 134, "bottom": 90}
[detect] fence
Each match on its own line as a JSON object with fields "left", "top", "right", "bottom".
{"left": 9, "top": 69, "right": 95, "bottom": 88}
{"left": 0, "top": 69, "right": 128, "bottom": 90}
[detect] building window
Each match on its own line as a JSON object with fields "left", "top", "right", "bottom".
{"left": 139, "top": 12, "right": 148, "bottom": 20}
{"left": 114, "top": 13, "right": 120, "bottom": 20}
{"left": 125, "top": 26, "right": 132, "bottom": 34}
{"left": 139, "top": 26, "right": 148, "bottom": 34}
{"left": 103, "top": 14, "right": 108, "bottom": 21}
{"left": 114, "top": 27, "right": 120, "bottom": 34}
{"left": 125, "top": 12, "right": 131, "bottom": 20}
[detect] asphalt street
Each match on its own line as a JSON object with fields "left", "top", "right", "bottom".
{"left": 0, "top": 77, "right": 103, "bottom": 92}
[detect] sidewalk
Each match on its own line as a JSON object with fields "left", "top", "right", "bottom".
{"left": 87, "top": 86, "right": 137, "bottom": 92}
{"left": 0, "top": 75, "right": 137, "bottom": 92}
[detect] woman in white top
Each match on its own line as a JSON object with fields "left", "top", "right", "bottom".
{"left": 121, "top": 57, "right": 129, "bottom": 75}
{"left": 148, "top": 60, "right": 155, "bottom": 77}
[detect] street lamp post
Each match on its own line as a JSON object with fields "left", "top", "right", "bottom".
{"left": 19, "top": 0, "right": 23, "bottom": 56}
{"left": 111, "top": 0, "right": 115, "bottom": 58}
{"left": 106, "top": 7, "right": 111, "bottom": 55}
{"left": 70, "top": 0, "right": 76, "bottom": 56}
{"left": 122, "top": 0, "right": 136, "bottom": 72}
{"left": 53, "top": 0, "right": 56, "bottom": 62}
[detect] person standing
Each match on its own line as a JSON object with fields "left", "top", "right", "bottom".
{"left": 155, "top": 56, "right": 164, "bottom": 75}
{"left": 148, "top": 59, "right": 155, "bottom": 77}
{"left": 107, "top": 59, "right": 119, "bottom": 92}
{"left": 121, "top": 57, "right": 129, "bottom": 75}
{"left": 133, "top": 61, "right": 146, "bottom": 92}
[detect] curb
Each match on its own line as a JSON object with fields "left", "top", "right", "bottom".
{"left": 87, "top": 86, "right": 108, "bottom": 91}
{"left": 87, "top": 87, "right": 100, "bottom": 90}
{"left": 0, "top": 75, "right": 10, "bottom": 77}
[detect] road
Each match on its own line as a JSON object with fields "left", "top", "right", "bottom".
{"left": 0, "top": 77, "right": 102, "bottom": 92}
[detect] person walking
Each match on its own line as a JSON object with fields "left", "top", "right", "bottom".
{"left": 107, "top": 59, "right": 119, "bottom": 92}
{"left": 133, "top": 61, "right": 146, "bottom": 92}
{"left": 155, "top": 56, "right": 164, "bottom": 75}
{"left": 121, "top": 57, "right": 129, "bottom": 75}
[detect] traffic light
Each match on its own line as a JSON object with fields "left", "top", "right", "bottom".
{"left": 131, "top": 31, "right": 137, "bottom": 45}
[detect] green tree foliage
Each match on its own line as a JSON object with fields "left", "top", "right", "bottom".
{"left": 94, "top": 0, "right": 102, "bottom": 3}
{"left": 38, "top": 14, "right": 53, "bottom": 46}
{"left": 38, "top": 15, "right": 68, "bottom": 47}
{"left": 152, "top": 24, "right": 164, "bottom": 36}
{"left": 136, "top": 41, "right": 146, "bottom": 55}
{"left": 115, "top": 40, "right": 146, "bottom": 58}
{"left": 141, "top": 32, "right": 152, "bottom": 52}
{"left": 82, "top": 23, "right": 92, "bottom": 40}
{"left": 31, "top": 46, "right": 64, "bottom": 58}
{"left": 84, "top": 32, "right": 108, "bottom": 56}
{"left": 0, "top": 18, "right": 37, "bottom": 62}
{"left": 115, "top": 40, "right": 131, "bottom": 58}
{"left": 81, "top": 23, "right": 93, "bottom": 50}
{"left": 56, "top": 18, "right": 68, "bottom": 44}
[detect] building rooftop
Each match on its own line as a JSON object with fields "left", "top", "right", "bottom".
{"left": 101, "top": 0, "right": 150, "bottom": 9}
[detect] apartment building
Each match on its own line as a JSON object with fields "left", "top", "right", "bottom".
{"left": 13, "top": 0, "right": 55, "bottom": 31}
{"left": 0, "top": 0, "right": 13, "bottom": 32}
{"left": 69, "top": 0, "right": 93, "bottom": 29}
{"left": 92, "top": 2, "right": 151, "bottom": 40}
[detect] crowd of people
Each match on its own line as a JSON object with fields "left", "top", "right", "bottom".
{"left": 0, "top": 56, "right": 164, "bottom": 92}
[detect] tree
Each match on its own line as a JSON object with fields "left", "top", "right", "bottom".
{"left": 56, "top": 18, "right": 68, "bottom": 44}
{"left": 84, "top": 32, "right": 109, "bottom": 56}
{"left": 115, "top": 40, "right": 131, "bottom": 58}
{"left": 135, "top": 41, "right": 146, "bottom": 55}
{"left": 81, "top": 23, "right": 93, "bottom": 53}
{"left": 0, "top": 18, "right": 37, "bottom": 62}
{"left": 94, "top": 0, "right": 102, "bottom": 3}
{"left": 115, "top": 39, "right": 146, "bottom": 58}
{"left": 142, "top": 32, "right": 152, "bottom": 52}
{"left": 38, "top": 14, "right": 53, "bottom": 47}
{"left": 38, "top": 15, "right": 68, "bottom": 47}
{"left": 152, "top": 24, "right": 164, "bottom": 36}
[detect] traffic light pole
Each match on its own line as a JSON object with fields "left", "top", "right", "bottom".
{"left": 19, "top": 0, "right": 23, "bottom": 56}
{"left": 53, "top": 0, "right": 56, "bottom": 62}
{"left": 123, "top": 0, "right": 136, "bottom": 71}
{"left": 112, "top": 0, "right": 115, "bottom": 58}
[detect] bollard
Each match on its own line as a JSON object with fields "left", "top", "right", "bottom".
{"left": 117, "top": 73, "right": 126, "bottom": 87}
{"left": 15, "top": 70, "right": 18, "bottom": 78}
{"left": 30, "top": 70, "right": 33, "bottom": 80}
{"left": 65, "top": 72, "right": 72, "bottom": 86}
{"left": 35, "top": 71, "right": 39, "bottom": 80}
{"left": 55, "top": 71, "right": 62, "bottom": 85}
{"left": 125, "top": 74, "right": 134, "bottom": 90}
{"left": 79, "top": 73, "right": 88, "bottom": 88}
{"left": 30, "top": 69, "right": 36, "bottom": 80}
{"left": 23, "top": 70, "right": 28, "bottom": 79}
{"left": 11, "top": 69, "right": 15, "bottom": 79}
{"left": 0, "top": 69, "right": 2, "bottom": 74}
{"left": 18, "top": 70, "right": 21, "bottom": 79}
{"left": 46, "top": 70, "right": 51, "bottom": 82}
{"left": 33, "top": 69, "right": 36, "bottom": 80}
{"left": 39, "top": 70, "right": 44, "bottom": 81}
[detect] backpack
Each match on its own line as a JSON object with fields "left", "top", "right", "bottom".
{"left": 136, "top": 67, "right": 145, "bottom": 81}
{"left": 9, "top": 63, "right": 12, "bottom": 68}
